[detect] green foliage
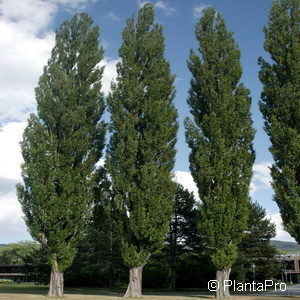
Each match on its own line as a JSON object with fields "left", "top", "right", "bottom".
{"left": 271, "top": 240, "right": 300, "bottom": 253}
{"left": 122, "top": 242, "right": 150, "bottom": 268}
{"left": 0, "top": 279, "right": 14, "bottom": 284}
{"left": 259, "top": 0, "right": 300, "bottom": 243}
{"left": 143, "top": 253, "right": 169, "bottom": 288}
{"left": 0, "top": 241, "right": 39, "bottom": 265}
{"left": 232, "top": 202, "right": 280, "bottom": 282}
{"left": 168, "top": 184, "right": 201, "bottom": 251}
{"left": 17, "top": 13, "right": 105, "bottom": 272}
{"left": 185, "top": 7, "right": 255, "bottom": 271}
{"left": 175, "top": 253, "right": 215, "bottom": 288}
{"left": 167, "top": 184, "right": 202, "bottom": 289}
{"left": 66, "top": 167, "right": 127, "bottom": 287}
{"left": 65, "top": 225, "right": 126, "bottom": 287}
{"left": 107, "top": 3, "right": 178, "bottom": 269}
{"left": 143, "top": 185, "right": 211, "bottom": 289}
{"left": 211, "top": 244, "right": 238, "bottom": 270}
{"left": 0, "top": 242, "right": 50, "bottom": 284}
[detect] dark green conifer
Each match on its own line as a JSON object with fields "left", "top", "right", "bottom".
{"left": 259, "top": 0, "right": 300, "bottom": 243}
{"left": 185, "top": 7, "right": 255, "bottom": 298}
{"left": 233, "top": 202, "right": 279, "bottom": 283}
{"left": 17, "top": 13, "right": 105, "bottom": 297}
{"left": 168, "top": 184, "right": 200, "bottom": 290}
{"left": 106, "top": 3, "right": 178, "bottom": 297}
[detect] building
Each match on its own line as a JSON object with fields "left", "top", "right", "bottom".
{"left": 275, "top": 254, "right": 300, "bottom": 283}
{"left": 0, "top": 264, "right": 31, "bottom": 282}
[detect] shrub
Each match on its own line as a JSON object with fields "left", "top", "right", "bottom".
{"left": 0, "top": 279, "right": 14, "bottom": 283}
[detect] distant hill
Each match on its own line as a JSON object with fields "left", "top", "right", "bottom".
{"left": 0, "top": 244, "right": 7, "bottom": 247}
{"left": 271, "top": 240, "right": 300, "bottom": 253}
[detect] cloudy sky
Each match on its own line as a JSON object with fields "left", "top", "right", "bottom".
{"left": 0, "top": 0, "right": 295, "bottom": 243}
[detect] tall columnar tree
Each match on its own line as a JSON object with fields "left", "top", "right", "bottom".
{"left": 106, "top": 3, "right": 178, "bottom": 297}
{"left": 185, "top": 8, "right": 255, "bottom": 298}
{"left": 259, "top": 0, "right": 300, "bottom": 243}
{"left": 17, "top": 13, "right": 105, "bottom": 297}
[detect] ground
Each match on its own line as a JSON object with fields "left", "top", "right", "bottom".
{"left": 0, "top": 295, "right": 300, "bottom": 300}
{"left": 0, "top": 284, "right": 300, "bottom": 299}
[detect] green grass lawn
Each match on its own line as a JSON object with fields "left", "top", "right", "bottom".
{"left": 0, "top": 283, "right": 299, "bottom": 299}
{"left": 0, "top": 283, "right": 124, "bottom": 296}
{"left": 0, "top": 294, "right": 300, "bottom": 300}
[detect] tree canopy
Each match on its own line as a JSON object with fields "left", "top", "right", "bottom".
{"left": 185, "top": 7, "right": 255, "bottom": 298}
{"left": 17, "top": 13, "right": 105, "bottom": 297}
{"left": 259, "top": 0, "right": 300, "bottom": 243}
{"left": 106, "top": 3, "right": 178, "bottom": 297}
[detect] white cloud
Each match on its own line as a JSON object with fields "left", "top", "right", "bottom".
{"left": 154, "top": 1, "right": 176, "bottom": 16}
{"left": 251, "top": 162, "right": 272, "bottom": 194}
{"left": 175, "top": 163, "right": 274, "bottom": 200}
{"left": 95, "top": 158, "right": 105, "bottom": 169}
{"left": 137, "top": 0, "right": 176, "bottom": 15}
{"left": 137, "top": 0, "right": 150, "bottom": 9}
{"left": 0, "top": 122, "right": 26, "bottom": 181}
{"left": 253, "top": 163, "right": 272, "bottom": 187}
{"left": 173, "top": 170, "right": 294, "bottom": 243}
{"left": 100, "top": 58, "right": 119, "bottom": 96}
{"left": 0, "top": 121, "right": 30, "bottom": 242}
{"left": 0, "top": 191, "right": 31, "bottom": 240}
{"left": 0, "top": 0, "right": 56, "bottom": 35}
{"left": 173, "top": 171, "right": 199, "bottom": 201}
{"left": 0, "top": 0, "right": 98, "bottom": 124}
{"left": 193, "top": 3, "right": 211, "bottom": 19}
{"left": 0, "top": 27, "right": 54, "bottom": 122}
{"left": 0, "top": 0, "right": 96, "bottom": 35}
{"left": 52, "top": 0, "right": 98, "bottom": 11}
{"left": 268, "top": 213, "right": 295, "bottom": 242}
{"left": 105, "top": 11, "right": 120, "bottom": 22}
{"left": 0, "top": 0, "right": 100, "bottom": 243}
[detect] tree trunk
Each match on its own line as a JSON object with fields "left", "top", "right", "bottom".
{"left": 170, "top": 239, "right": 176, "bottom": 290}
{"left": 170, "top": 213, "right": 177, "bottom": 291}
{"left": 48, "top": 268, "right": 64, "bottom": 297}
{"left": 123, "top": 265, "right": 144, "bottom": 298}
{"left": 170, "top": 265, "right": 176, "bottom": 291}
{"left": 216, "top": 268, "right": 231, "bottom": 299}
{"left": 108, "top": 224, "right": 113, "bottom": 289}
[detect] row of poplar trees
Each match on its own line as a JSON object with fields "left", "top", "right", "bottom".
{"left": 17, "top": 0, "right": 299, "bottom": 298}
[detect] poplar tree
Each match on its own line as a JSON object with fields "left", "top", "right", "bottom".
{"left": 259, "top": 0, "right": 300, "bottom": 243}
{"left": 17, "top": 13, "right": 105, "bottom": 297}
{"left": 185, "top": 8, "right": 255, "bottom": 298}
{"left": 106, "top": 3, "right": 178, "bottom": 297}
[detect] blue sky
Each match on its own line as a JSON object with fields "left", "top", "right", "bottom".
{"left": 0, "top": 0, "right": 295, "bottom": 243}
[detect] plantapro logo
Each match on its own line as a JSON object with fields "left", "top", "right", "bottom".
{"left": 208, "top": 279, "right": 287, "bottom": 292}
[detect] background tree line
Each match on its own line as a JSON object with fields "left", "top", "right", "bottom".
{"left": 1, "top": 188, "right": 280, "bottom": 288}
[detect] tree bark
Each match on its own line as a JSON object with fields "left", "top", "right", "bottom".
{"left": 216, "top": 268, "right": 231, "bottom": 299}
{"left": 108, "top": 224, "right": 113, "bottom": 289}
{"left": 170, "top": 213, "right": 177, "bottom": 291}
{"left": 48, "top": 268, "right": 64, "bottom": 297}
{"left": 124, "top": 265, "right": 144, "bottom": 298}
